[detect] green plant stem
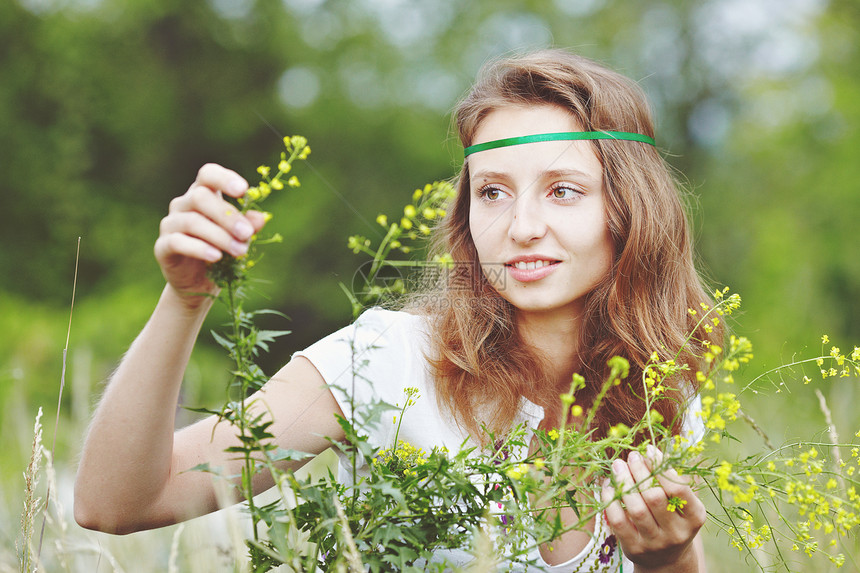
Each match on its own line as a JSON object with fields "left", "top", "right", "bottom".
{"left": 369, "top": 222, "right": 400, "bottom": 278}
{"left": 226, "top": 280, "right": 260, "bottom": 542}
{"left": 583, "top": 367, "right": 620, "bottom": 434}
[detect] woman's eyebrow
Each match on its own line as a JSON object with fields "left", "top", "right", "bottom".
{"left": 469, "top": 169, "right": 511, "bottom": 183}
{"left": 542, "top": 168, "right": 600, "bottom": 184}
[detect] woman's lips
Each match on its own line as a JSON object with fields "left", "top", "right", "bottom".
{"left": 505, "top": 258, "right": 560, "bottom": 282}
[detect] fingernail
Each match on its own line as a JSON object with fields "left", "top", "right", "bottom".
{"left": 204, "top": 247, "right": 222, "bottom": 262}
{"left": 227, "top": 177, "right": 247, "bottom": 195}
{"left": 234, "top": 220, "right": 254, "bottom": 240}
{"left": 230, "top": 240, "right": 248, "bottom": 256}
{"left": 646, "top": 444, "right": 657, "bottom": 458}
{"left": 629, "top": 451, "right": 641, "bottom": 464}
{"left": 612, "top": 459, "right": 625, "bottom": 474}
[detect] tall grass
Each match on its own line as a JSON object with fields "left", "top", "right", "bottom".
{"left": 17, "top": 408, "right": 43, "bottom": 573}
{"left": 0, "top": 262, "right": 248, "bottom": 571}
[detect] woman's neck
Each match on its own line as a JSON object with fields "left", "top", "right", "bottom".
{"left": 516, "top": 309, "right": 581, "bottom": 387}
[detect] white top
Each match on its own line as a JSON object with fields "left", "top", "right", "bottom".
{"left": 296, "top": 308, "right": 701, "bottom": 572}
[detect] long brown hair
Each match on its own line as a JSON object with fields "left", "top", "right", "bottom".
{"left": 422, "top": 50, "right": 721, "bottom": 440}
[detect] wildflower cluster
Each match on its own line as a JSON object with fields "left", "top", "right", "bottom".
{"left": 344, "top": 181, "right": 455, "bottom": 315}
{"left": 353, "top": 182, "right": 455, "bottom": 256}
{"left": 372, "top": 441, "right": 428, "bottom": 478}
{"left": 666, "top": 496, "right": 687, "bottom": 512}
{"left": 704, "top": 440, "right": 860, "bottom": 567}
{"left": 207, "top": 135, "right": 310, "bottom": 287}
{"left": 374, "top": 387, "right": 428, "bottom": 478}
{"left": 814, "top": 337, "right": 860, "bottom": 380}
{"left": 676, "top": 295, "right": 860, "bottom": 568}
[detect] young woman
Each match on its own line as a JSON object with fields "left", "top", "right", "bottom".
{"left": 75, "top": 50, "right": 715, "bottom": 572}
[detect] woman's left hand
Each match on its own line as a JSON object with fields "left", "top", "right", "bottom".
{"left": 601, "top": 444, "right": 706, "bottom": 573}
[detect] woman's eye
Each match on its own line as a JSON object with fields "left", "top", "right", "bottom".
{"left": 550, "top": 185, "right": 580, "bottom": 200}
{"left": 479, "top": 186, "right": 504, "bottom": 201}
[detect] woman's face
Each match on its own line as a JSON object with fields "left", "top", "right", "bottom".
{"left": 467, "top": 104, "right": 613, "bottom": 320}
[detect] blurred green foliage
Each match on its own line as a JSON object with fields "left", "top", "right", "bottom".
{"left": 1, "top": 0, "right": 858, "bottom": 569}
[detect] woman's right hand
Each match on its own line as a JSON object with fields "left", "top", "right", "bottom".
{"left": 154, "top": 163, "right": 266, "bottom": 302}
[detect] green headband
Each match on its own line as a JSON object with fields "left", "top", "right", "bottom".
{"left": 463, "top": 131, "right": 656, "bottom": 158}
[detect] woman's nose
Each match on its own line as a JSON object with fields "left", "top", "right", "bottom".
{"left": 507, "top": 195, "right": 547, "bottom": 244}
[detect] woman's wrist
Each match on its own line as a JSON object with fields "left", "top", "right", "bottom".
{"left": 631, "top": 544, "right": 700, "bottom": 573}
{"left": 163, "top": 282, "right": 218, "bottom": 315}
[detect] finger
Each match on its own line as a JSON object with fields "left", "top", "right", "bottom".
{"left": 171, "top": 185, "right": 256, "bottom": 242}
{"left": 244, "top": 210, "right": 269, "bottom": 233}
{"left": 645, "top": 445, "right": 706, "bottom": 529}
{"left": 155, "top": 232, "right": 223, "bottom": 264}
{"left": 628, "top": 449, "right": 662, "bottom": 491}
{"left": 160, "top": 211, "right": 250, "bottom": 258}
{"left": 612, "top": 459, "right": 658, "bottom": 538}
{"left": 602, "top": 476, "right": 638, "bottom": 544}
{"left": 628, "top": 449, "right": 669, "bottom": 519}
{"left": 650, "top": 475, "right": 707, "bottom": 535}
{"left": 645, "top": 444, "right": 692, "bottom": 493}
{"left": 194, "top": 163, "right": 248, "bottom": 198}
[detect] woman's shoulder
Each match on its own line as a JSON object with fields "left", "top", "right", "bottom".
{"left": 348, "top": 307, "right": 431, "bottom": 346}
{"left": 293, "top": 307, "right": 429, "bottom": 383}
{"left": 354, "top": 306, "right": 428, "bottom": 329}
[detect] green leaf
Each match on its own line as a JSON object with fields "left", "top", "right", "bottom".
{"left": 184, "top": 405, "right": 222, "bottom": 417}
{"left": 185, "top": 462, "right": 221, "bottom": 476}
{"left": 210, "top": 329, "right": 235, "bottom": 350}
{"left": 269, "top": 448, "right": 315, "bottom": 462}
{"left": 266, "top": 518, "right": 292, "bottom": 558}
{"left": 256, "top": 329, "right": 292, "bottom": 340}
{"left": 371, "top": 523, "right": 403, "bottom": 546}
{"left": 248, "top": 308, "right": 290, "bottom": 320}
{"left": 564, "top": 488, "right": 581, "bottom": 519}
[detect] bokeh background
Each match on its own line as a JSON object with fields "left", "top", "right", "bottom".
{"left": 2, "top": 0, "right": 858, "bottom": 571}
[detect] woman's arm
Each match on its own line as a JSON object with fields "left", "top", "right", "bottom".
{"left": 601, "top": 445, "right": 707, "bottom": 573}
{"left": 74, "top": 165, "right": 345, "bottom": 533}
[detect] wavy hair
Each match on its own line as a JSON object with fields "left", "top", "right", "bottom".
{"left": 421, "top": 49, "right": 722, "bottom": 440}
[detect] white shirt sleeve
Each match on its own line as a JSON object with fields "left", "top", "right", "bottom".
{"left": 681, "top": 393, "right": 706, "bottom": 446}
{"left": 292, "top": 308, "right": 415, "bottom": 455}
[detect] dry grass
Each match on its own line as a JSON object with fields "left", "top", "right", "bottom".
{"left": 17, "top": 408, "right": 43, "bottom": 573}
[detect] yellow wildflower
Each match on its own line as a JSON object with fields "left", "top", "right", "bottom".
{"left": 505, "top": 463, "right": 529, "bottom": 481}
{"left": 609, "top": 423, "right": 630, "bottom": 438}
{"left": 667, "top": 496, "right": 687, "bottom": 512}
